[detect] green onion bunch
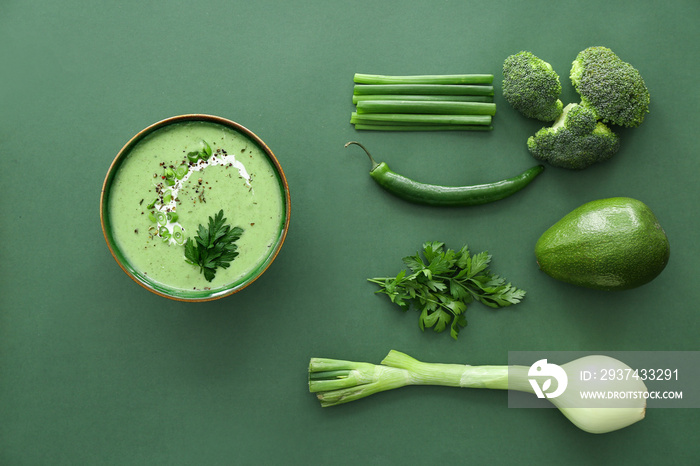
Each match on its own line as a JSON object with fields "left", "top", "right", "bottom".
{"left": 351, "top": 73, "right": 496, "bottom": 131}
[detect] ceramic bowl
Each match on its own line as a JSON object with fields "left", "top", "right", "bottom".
{"left": 100, "top": 114, "right": 290, "bottom": 301}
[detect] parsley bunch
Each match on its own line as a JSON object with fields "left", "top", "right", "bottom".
{"left": 184, "top": 210, "right": 244, "bottom": 282}
{"left": 368, "top": 241, "right": 526, "bottom": 340}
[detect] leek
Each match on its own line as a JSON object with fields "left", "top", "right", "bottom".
{"left": 309, "top": 350, "right": 648, "bottom": 434}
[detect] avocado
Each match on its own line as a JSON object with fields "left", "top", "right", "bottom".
{"left": 535, "top": 197, "right": 670, "bottom": 291}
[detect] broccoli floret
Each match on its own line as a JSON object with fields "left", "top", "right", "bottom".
{"left": 527, "top": 103, "right": 620, "bottom": 170}
{"left": 570, "top": 46, "right": 650, "bottom": 128}
{"left": 502, "top": 51, "right": 564, "bottom": 122}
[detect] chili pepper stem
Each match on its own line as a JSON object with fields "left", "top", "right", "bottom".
{"left": 345, "top": 141, "right": 380, "bottom": 171}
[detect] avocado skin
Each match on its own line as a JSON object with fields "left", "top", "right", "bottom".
{"left": 535, "top": 197, "right": 670, "bottom": 291}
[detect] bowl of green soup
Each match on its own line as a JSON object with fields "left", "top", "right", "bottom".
{"left": 101, "top": 114, "right": 290, "bottom": 301}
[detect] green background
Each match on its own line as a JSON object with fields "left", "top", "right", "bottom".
{"left": 1, "top": 1, "right": 698, "bottom": 464}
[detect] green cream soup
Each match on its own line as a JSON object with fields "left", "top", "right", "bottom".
{"left": 108, "top": 121, "right": 286, "bottom": 294}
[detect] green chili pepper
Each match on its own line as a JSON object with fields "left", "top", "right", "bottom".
{"left": 345, "top": 141, "right": 544, "bottom": 207}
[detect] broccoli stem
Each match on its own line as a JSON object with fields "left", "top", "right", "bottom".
{"left": 356, "top": 100, "right": 496, "bottom": 116}
{"left": 354, "top": 73, "right": 494, "bottom": 85}
{"left": 353, "top": 84, "right": 494, "bottom": 96}
{"left": 352, "top": 94, "right": 494, "bottom": 104}
{"left": 350, "top": 112, "right": 492, "bottom": 126}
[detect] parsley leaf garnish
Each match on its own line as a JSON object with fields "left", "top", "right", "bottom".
{"left": 184, "top": 209, "right": 244, "bottom": 282}
{"left": 368, "top": 241, "right": 526, "bottom": 340}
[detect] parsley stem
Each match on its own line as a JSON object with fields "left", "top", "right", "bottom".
{"left": 366, "top": 278, "right": 388, "bottom": 285}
